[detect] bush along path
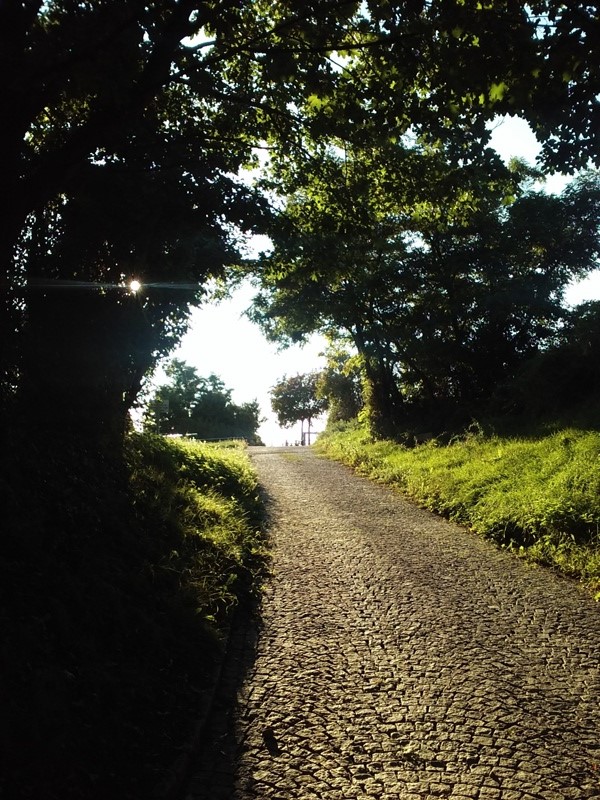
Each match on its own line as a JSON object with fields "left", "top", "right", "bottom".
{"left": 185, "top": 446, "right": 600, "bottom": 800}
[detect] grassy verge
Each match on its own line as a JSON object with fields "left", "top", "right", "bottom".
{"left": 316, "top": 422, "right": 600, "bottom": 596}
{"left": 1, "top": 433, "right": 266, "bottom": 799}
{"left": 128, "top": 434, "right": 266, "bottom": 625}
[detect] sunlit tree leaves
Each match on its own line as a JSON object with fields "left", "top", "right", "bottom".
{"left": 252, "top": 138, "right": 600, "bottom": 435}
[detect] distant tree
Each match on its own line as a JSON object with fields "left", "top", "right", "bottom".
{"left": 145, "top": 360, "right": 264, "bottom": 443}
{"left": 270, "top": 372, "right": 328, "bottom": 444}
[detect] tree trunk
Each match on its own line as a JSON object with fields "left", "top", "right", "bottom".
{"left": 362, "top": 358, "right": 404, "bottom": 440}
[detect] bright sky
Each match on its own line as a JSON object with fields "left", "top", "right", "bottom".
{"left": 172, "top": 283, "right": 328, "bottom": 446}
{"left": 166, "top": 116, "right": 600, "bottom": 446}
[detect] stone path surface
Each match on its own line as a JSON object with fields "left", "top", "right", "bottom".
{"left": 185, "top": 447, "right": 600, "bottom": 800}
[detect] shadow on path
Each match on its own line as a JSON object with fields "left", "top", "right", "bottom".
{"left": 179, "top": 489, "right": 277, "bottom": 800}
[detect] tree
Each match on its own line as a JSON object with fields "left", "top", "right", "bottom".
{"left": 0, "top": 0, "right": 360, "bottom": 444}
{"left": 145, "top": 359, "right": 264, "bottom": 442}
{"left": 5, "top": 4, "right": 270, "bottom": 443}
{"left": 270, "top": 372, "right": 328, "bottom": 444}
{"left": 252, "top": 141, "right": 600, "bottom": 436}
{"left": 251, "top": 141, "right": 513, "bottom": 434}
{"left": 401, "top": 174, "right": 600, "bottom": 412}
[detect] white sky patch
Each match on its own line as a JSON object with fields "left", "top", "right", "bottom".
{"left": 166, "top": 280, "right": 328, "bottom": 446}
{"left": 180, "top": 20, "right": 215, "bottom": 51}
{"left": 488, "top": 114, "right": 599, "bottom": 304}
{"left": 487, "top": 115, "right": 540, "bottom": 165}
{"left": 564, "top": 270, "right": 600, "bottom": 307}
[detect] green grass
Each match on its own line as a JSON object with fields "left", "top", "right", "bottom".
{"left": 1, "top": 432, "right": 267, "bottom": 799}
{"left": 127, "top": 433, "right": 266, "bottom": 623}
{"left": 316, "top": 422, "right": 600, "bottom": 596}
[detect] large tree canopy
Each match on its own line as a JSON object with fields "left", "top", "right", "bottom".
{"left": 343, "top": 2, "right": 600, "bottom": 171}
{"left": 0, "top": 0, "right": 357, "bottom": 440}
{"left": 251, "top": 141, "right": 600, "bottom": 435}
{"left": 2, "top": 0, "right": 600, "bottom": 443}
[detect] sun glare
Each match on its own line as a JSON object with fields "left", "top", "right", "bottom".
{"left": 129, "top": 279, "right": 141, "bottom": 293}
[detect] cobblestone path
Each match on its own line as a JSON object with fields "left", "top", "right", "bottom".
{"left": 185, "top": 447, "right": 600, "bottom": 800}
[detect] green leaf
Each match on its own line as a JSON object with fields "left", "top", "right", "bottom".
{"left": 489, "top": 82, "right": 507, "bottom": 103}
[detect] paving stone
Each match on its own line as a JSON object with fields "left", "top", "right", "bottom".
{"left": 184, "top": 447, "right": 600, "bottom": 800}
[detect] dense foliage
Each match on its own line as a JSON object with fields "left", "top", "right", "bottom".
{"left": 253, "top": 151, "right": 600, "bottom": 436}
{"left": 144, "top": 358, "right": 264, "bottom": 442}
{"left": 316, "top": 346, "right": 364, "bottom": 424}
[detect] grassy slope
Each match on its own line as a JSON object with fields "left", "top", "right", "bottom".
{"left": 316, "top": 423, "right": 600, "bottom": 596}
{"left": 0, "top": 434, "right": 266, "bottom": 800}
